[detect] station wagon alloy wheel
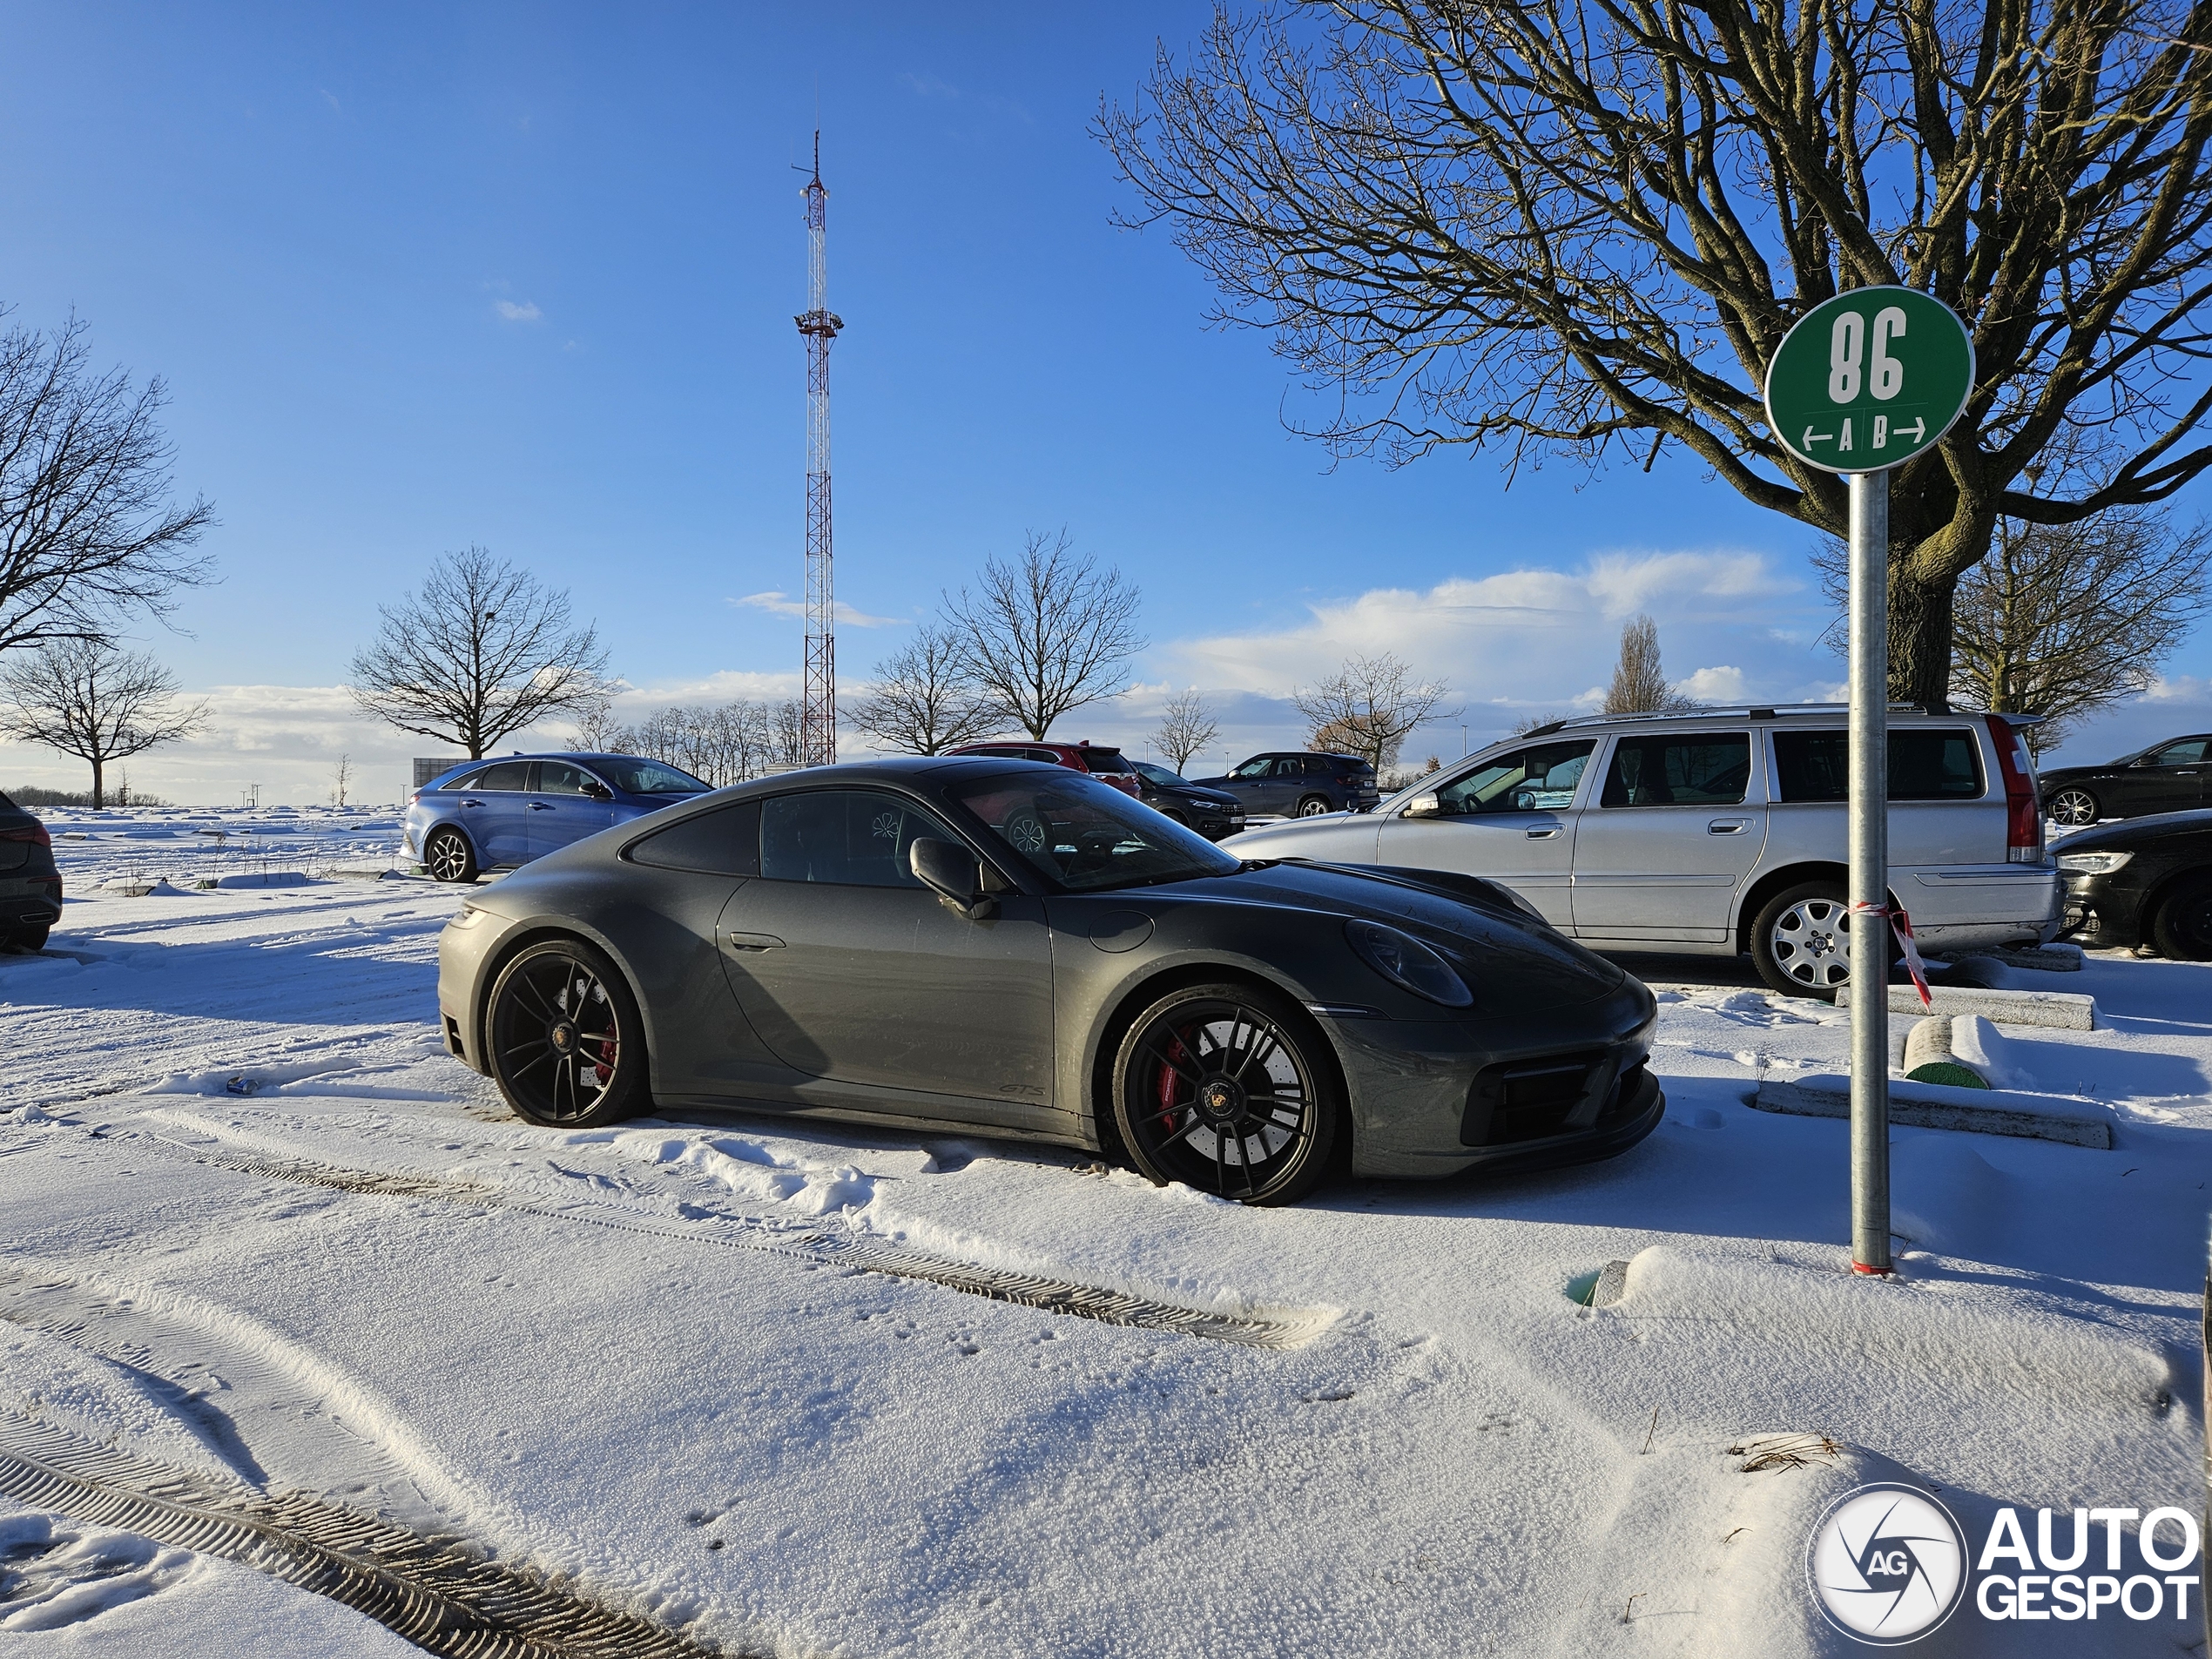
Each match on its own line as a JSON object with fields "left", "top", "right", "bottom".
{"left": 486, "top": 940, "right": 645, "bottom": 1127}
{"left": 425, "top": 827, "right": 476, "bottom": 883}
{"left": 2047, "top": 787, "right": 2100, "bottom": 827}
{"left": 1768, "top": 895, "right": 1853, "bottom": 991}
{"left": 1111, "top": 983, "right": 1341, "bottom": 1205}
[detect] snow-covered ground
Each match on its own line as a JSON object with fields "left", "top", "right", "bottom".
{"left": 2, "top": 821, "right": 2208, "bottom": 1655}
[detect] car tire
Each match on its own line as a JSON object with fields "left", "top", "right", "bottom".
{"left": 1295, "top": 795, "right": 1332, "bottom": 818}
{"left": 484, "top": 938, "right": 649, "bottom": 1128}
{"left": 2047, "top": 786, "right": 2101, "bottom": 827}
{"left": 1750, "top": 880, "right": 1893, "bottom": 1001}
{"left": 5, "top": 925, "right": 50, "bottom": 954}
{"left": 1163, "top": 810, "right": 1189, "bottom": 827}
{"left": 425, "top": 826, "right": 478, "bottom": 884}
{"left": 1109, "top": 981, "right": 1344, "bottom": 1206}
{"left": 2151, "top": 875, "right": 2212, "bottom": 961}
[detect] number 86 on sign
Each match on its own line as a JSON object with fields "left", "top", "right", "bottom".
{"left": 1764, "top": 287, "right": 1975, "bottom": 475}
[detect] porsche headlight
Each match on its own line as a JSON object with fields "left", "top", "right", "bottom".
{"left": 447, "top": 905, "right": 489, "bottom": 929}
{"left": 2056, "top": 850, "right": 2134, "bottom": 874}
{"left": 1345, "top": 919, "right": 1473, "bottom": 1008}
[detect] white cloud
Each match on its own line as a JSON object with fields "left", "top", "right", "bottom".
{"left": 1676, "top": 664, "right": 1748, "bottom": 703}
{"left": 732, "top": 590, "right": 906, "bottom": 629}
{"left": 494, "top": 300, "right": 543, "bottom": 323}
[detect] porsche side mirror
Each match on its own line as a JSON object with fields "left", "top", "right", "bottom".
{"left": 1403, "top": 793, "right": 1444, "bottom": 819}
{"left": 910, "top": 838, "right": 997, "bottom": 921}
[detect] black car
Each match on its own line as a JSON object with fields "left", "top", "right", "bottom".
{"left": 2057, "top": 809, "right": 2212, "bottom": 958}
{"left": 2040, "top": 735, "right": 2210, "bottom": 826}
{"left": 1191, "top": 752, "right": 1381, "bottom": 819}
{"left": 1130, "top": 761, "right": 1247, "bottom": 840}
{"left": 0, "top": 791, "right": 63, "bottom": 952}
{"left": 436, "top": 757, "right": 1662, "bottom": 1205}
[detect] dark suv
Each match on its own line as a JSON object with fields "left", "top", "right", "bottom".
{"left": 948, "top": 740, "right": 1143, "bottom": 798}
{"left": 1190, "top": 752, "right": 1380, "bottom": 818}
{"left": 0, "top": 791, "right": 63, "bottom": 952}
{"left": 1129, "top": 761, "right": 1247, "bottom": 840}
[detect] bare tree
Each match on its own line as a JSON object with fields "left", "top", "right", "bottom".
{"left": 1152, "top": 688, "right": 1219, "bottom": 772}
{"left": 348, "top": 547, "right": 610, "bottom": 760}
{"left": 773, "top": 698, "right": 809, "bottom": 769}
{"left": 0, "top": 314, "right": 215, "bottom": 656}
{"left": 1815, "top": 509, "right": 2212, "bottom": 753}
{"left": 570, "top": 698, "right": 626, "bottom": 751}
{"left": 847, "top": 625, "right": 1000, "bottom": 755}
{"left": 1602, "top": 615, "right": 1698, "bottom": 715}
{"left": 329, "top": 752, "right": 353, "bottom": 807}
{"left": 0, "top": 638, "right": 206, "bottom": 807}
{"left": 1294, "top": 652, "right": 1453, "bottom": 772}
{"left": 948, "top": 529, "right": 1145, "bottom": 739}
{"left": 1103, "top": 3, "right": 2212, "bottom": 711}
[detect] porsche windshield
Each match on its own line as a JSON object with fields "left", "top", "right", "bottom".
{"left": 955, "top": 771, "right": 1239, "bottom": 892}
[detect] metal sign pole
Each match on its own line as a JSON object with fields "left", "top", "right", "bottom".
{"left": 1848, "top": 469, "right": 1892, "bottom": 1276}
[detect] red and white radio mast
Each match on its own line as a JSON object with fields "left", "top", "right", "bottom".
{"left": 795, "top": 132, "right": 841, "bottom": 766}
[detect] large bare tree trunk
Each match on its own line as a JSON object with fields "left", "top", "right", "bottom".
{"left": 90, "top": 756, "right": 105, "bottom": 811}
{"left": 1888, "top": 566, "right": 1955, "bottom": 713}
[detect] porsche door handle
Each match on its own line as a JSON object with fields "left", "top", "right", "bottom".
{"left": 1708, "top": 819, "right": 1751, "bottom": 834}
{"left": 727, "top": 932, "right": 786, "bottom": 951}
{"left": 1525, "top": 826, "right": 1561, "bottom": 840}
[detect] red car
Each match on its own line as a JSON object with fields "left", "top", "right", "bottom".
{"left": 950, "top": 739, "right": 1143, "bottom": 797}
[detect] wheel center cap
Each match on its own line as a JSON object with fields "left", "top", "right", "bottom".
{"left": 1199, "top": 1079, "right": 1243, "bottom": 1120}
{"left": 550, "top": 1022, "right": 577, "bottom": 1053}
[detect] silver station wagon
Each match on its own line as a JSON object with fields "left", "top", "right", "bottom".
{"left": 1222, "top": 706, "right": 2060, "bottom": 998}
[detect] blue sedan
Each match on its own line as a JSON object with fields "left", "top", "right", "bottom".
{"left": 403, "top": 752, "right": 710, "bottom": 882}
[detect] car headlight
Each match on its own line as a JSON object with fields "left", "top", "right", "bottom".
{"left": 1345, "top": 918, "right": 1473, "bottom": 1008}
{"left": 2056, "top": 851, "right": 2134, "bottom": 874}
{"left": 447, "top": 905, "right": 489, "bottom": 929}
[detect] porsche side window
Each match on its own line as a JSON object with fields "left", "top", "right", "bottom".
{"left": 628, "top": 800, "right": 761, "bottom": 877}
{"left": 1436, "top": 740, "right": 1596, "bottom": 814}
{"left": 759, "top": 791, "right": 961, "bottom": 888}
{"left": 1600, "top": 736, "right": 1750, "bottom": 807}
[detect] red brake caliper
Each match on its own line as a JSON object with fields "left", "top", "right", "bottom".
{"left": 1155, "top": 1028, "right": 1190, "bottom": 1123}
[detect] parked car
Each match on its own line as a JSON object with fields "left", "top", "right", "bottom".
{"left": 2040, "top": 734, "right": 2210, "bottom": 826}
{"left": 1190, "top": 752, "right": 1381, "bottom": 818}
{"left": 947, "top": 739, "right": 1143, "bottom": 797}
{"left": 0, "top": 791, "right": 62, "bottom": 952}
{"left": 1129, "top": 761, "right": 1247, "bottom": 840}
{"left": 402, "top": 753, "right": 711, "bottom": 883}
{"left": 436, "top": 756, "right": 1663, "bottom": 1205}
{"left": 1220, "top": 707, "right": 2060, "bottom": 1001}
{"left": 2056, "top": 808, "right": 2212, "bottom": 958}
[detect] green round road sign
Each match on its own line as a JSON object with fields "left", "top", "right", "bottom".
{"left": 1764, "top": 287, "right": 1973, "bottom": 474}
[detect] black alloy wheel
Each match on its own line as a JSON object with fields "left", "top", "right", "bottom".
{"left": 485, "top": 939, "right": 647, "bottom": 1127}
{"left": 1110, "top": 982, "right": 1342, "bottom": 1205}
{"left": 2152, "top": 875, "right": 2212, "bottom": 961}
{"left": 1296, "top": 795, "right": 1332, "bottom": 818}
{"left": 2047, "top": 787, "right": 2101, "bottom": 827}
{"left": 426, "top": 827, "right": 477, "bottom": 884}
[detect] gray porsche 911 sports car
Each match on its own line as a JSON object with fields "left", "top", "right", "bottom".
{"left": 436, "top": 757, "right": 1662, "bottom": 1204}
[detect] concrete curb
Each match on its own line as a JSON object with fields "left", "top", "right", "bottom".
{"left": 1960, "top": 944, "right": 2083, "bottom": 974}
{"left": 205, "top": 870, "right": 312, "bottom": 891}
{"left": 1835, "top": 981, "right": 2097, "bottom": 1029}
{"left": 1752, "top": 1075, "right": 2112, "bottom": 1149}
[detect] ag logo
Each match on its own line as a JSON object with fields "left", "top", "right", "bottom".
{"left": 1806, "top": 1483, "right": 1968, "bottom": 1644}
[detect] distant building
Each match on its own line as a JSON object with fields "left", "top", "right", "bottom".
{"left": 413, "top": 758, "right": 465, "bottom": 790}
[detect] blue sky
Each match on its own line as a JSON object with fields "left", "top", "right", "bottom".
{"left": 0, "top": 2, "right": 2205, "bottom": 802}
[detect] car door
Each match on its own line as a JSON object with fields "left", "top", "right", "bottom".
{"left": 2128, "top": 738, "right": 2210, "bottom": 813}
{"left": 1374, "top": 738, "right": 1595, "bottom": 929}
{"left": 715, "top": 787, "right": 1058, "bottom": 1128}
{"left": 1571, "top": 732, "right": 1767, "bottom": 943}
{"left": 529, "top": 761, "right": 621, "bottom": 856}
{"left": 466, "top": 760, "right": 535, "bottom": 867}
{"left": 1219, "top": 757, "right": 1277, "bottom": 817}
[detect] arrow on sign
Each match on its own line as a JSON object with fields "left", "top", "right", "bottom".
{"left": 1803, "top": 426, "right": 1834, "bottom": 448}
{"left": 1895, "top": 417, "right": 1925, "bottom": 443}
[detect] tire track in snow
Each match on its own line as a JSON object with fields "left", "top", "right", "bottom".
{"left": 138, "top": 1136, "right": 1340, "bottom": 1351}
{"left": 0, "top": 1416, "right": 725, "bottom": 1658}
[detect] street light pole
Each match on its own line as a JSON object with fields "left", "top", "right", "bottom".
{"left": 1847, "top": 469, "right": 1891, "bottom": 1276}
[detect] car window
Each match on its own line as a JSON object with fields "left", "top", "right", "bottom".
{"left": 628, "top": 799, "right": 761, "bottom": 877}
{"left": 1600, "top": 735, "right": 1750, "bottom": 807}
{"left": 593, "top": 759, "right": 710, "bottom": 795}
{"left": 476, "top": 761, "right": 532, "bottom": 792}
{"left": 2148, "top": 738, "right": 2210, "bottom": 765}
{"left": 1028, "top": 749, "right": 1068, "bottom": 765}
{"left": 1132, "top": 761, "right": 1183, "bottom": 787}
{"left": 1304, "top": 756, "right": 1338, "bottom": 777}
{"left": 1435, "top": 740, "right": 1596, "bottom": 814}
{"left": 1771, "top": 730, "right": 1985, "bottom": 802}
{"left": 759, "top": 790, "right": 961, "bottom": 888}
{"left": 440, "top": 768, "right": 489, "bottom": 792}
{"left": 1079, "top": 748, "right": 1131, "bottom": 773}
{"left": 1231, "top": 757, "right": 1273, "bottom": 779}
{"left": 538, "top": 763, "right": 601, "bottom": 796}
{"left": 955, "top": 771, "right": 1238, "bottom": 892}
